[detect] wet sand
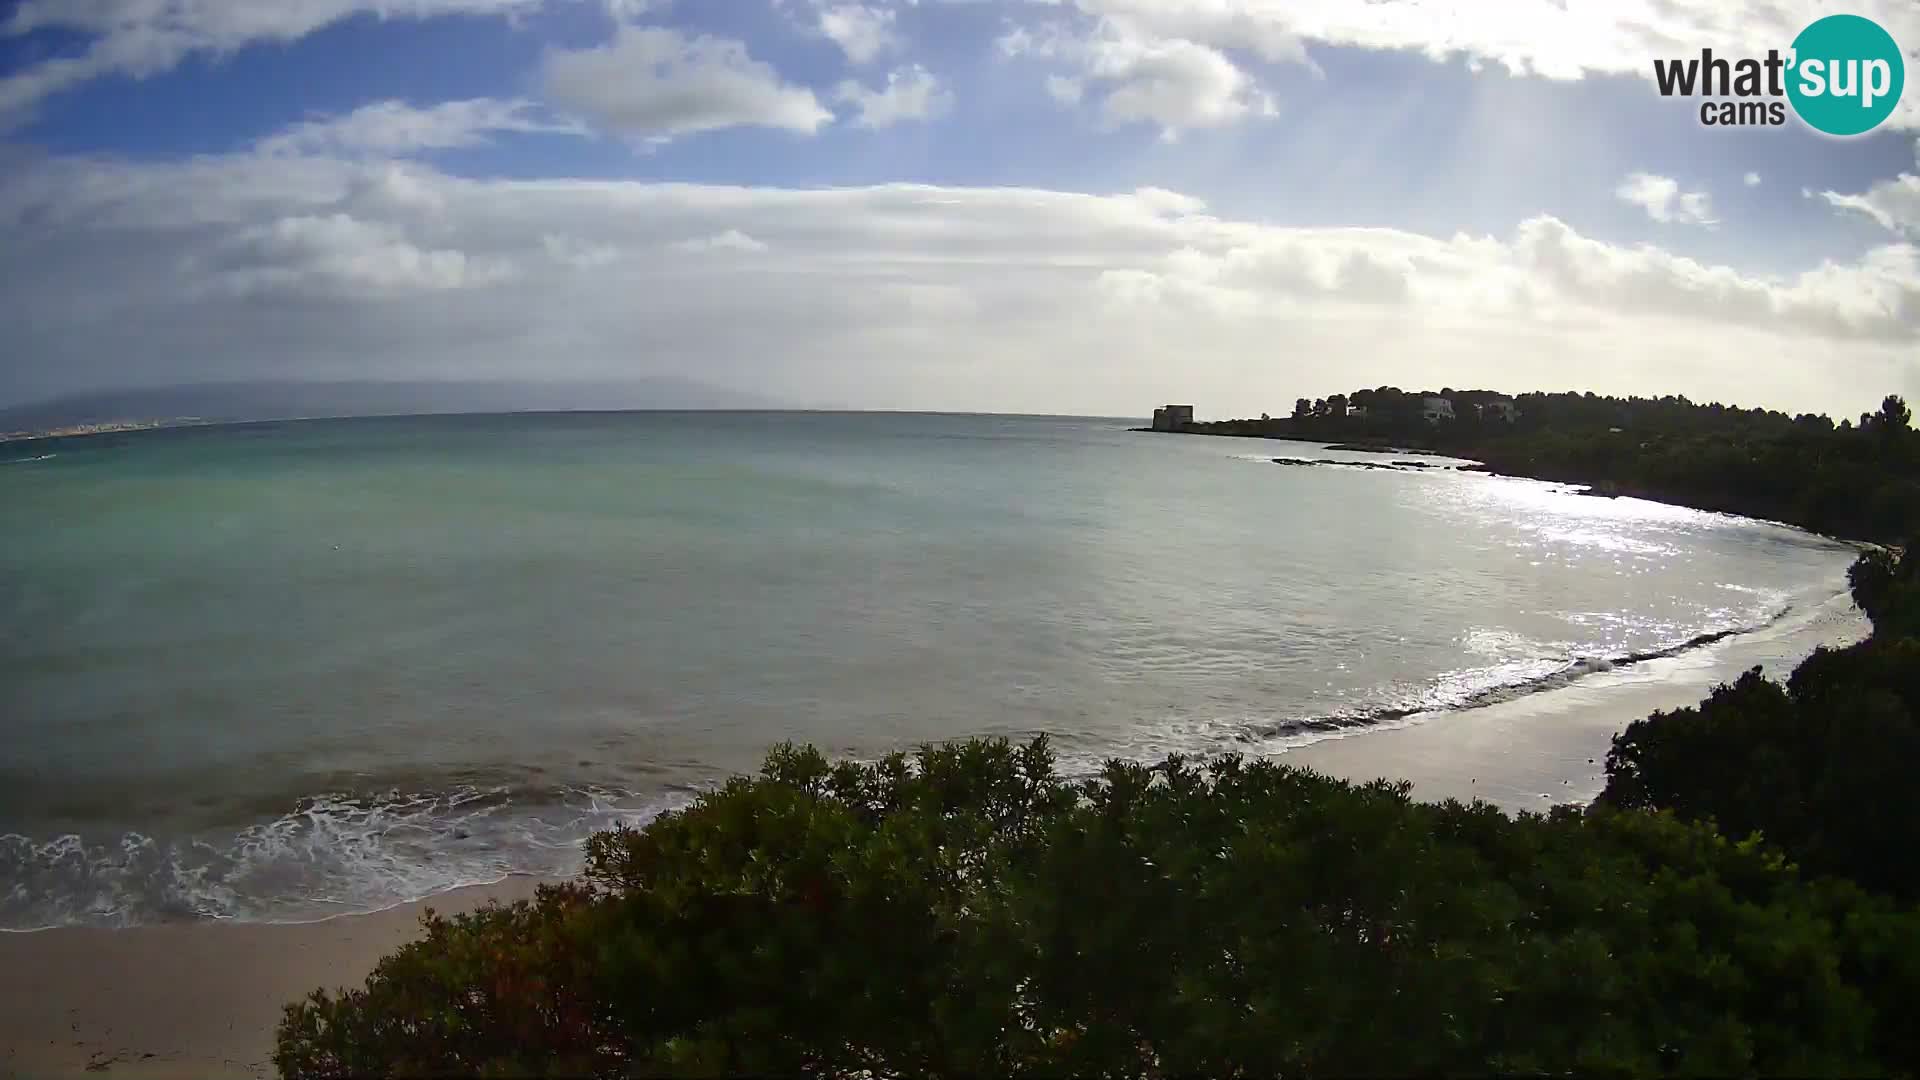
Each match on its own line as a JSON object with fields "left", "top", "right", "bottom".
{"left": 0, "top": 877, "right": 545, "bottom": 1079}
{"left": 1287, "top": 584, "right": 1868, "bottom": 810}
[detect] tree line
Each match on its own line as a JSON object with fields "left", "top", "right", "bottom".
{"left": 1188, "top": 389, "right": 1919, "bottom": 543}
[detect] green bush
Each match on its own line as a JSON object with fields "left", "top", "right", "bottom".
{"left": 277, "top": 737, "right": 1920, "bottom": 1078}
{"left": 1602, "top": 542, "right": 1920, "bottom": 901}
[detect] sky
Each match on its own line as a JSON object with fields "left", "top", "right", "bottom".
{"left": 1, "top": 0, "right": 1918, "bottom": 419}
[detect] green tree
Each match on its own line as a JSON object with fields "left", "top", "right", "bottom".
{"left": 1880, "top": 395, "right": 1912, "bottom": 433}
{"left": 279, "top": 738, "right": 1919, "bottom": 1078}
{"left": 1603, "top": 543, "right": 1920, "bottom": 899}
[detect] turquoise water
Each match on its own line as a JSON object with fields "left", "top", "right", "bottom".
{"left": 0, "top": 412, "right": 1858, "bottom": 927}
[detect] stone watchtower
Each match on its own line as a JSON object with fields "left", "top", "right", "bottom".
{"left": 1151, "top": 404, "right": 1194, "bottom": 432}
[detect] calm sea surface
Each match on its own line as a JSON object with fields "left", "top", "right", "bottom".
{"left": 0, "top": 412, "right": 1859, "bottom": 927}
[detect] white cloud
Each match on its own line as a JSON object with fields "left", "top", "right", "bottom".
{"left": 1, "top": 146, "right": 1914, "bottom": 415}
{"left": 255, "top": 98, "right": 584, "bottom": 157}
{"left": 1067, "top": 0, "right": 1318, "bottom": 67}
{"left": 1130, "top": 187, "right": 1203, "bottom": 217}
{"left": 1001, "top": 18, "right": 1277, "bottom": 139}
{"left": 1049, "top": 0, "right": 1920, "bottom": 130}
{"left": 818, "top": 3, "right": 898, "bottom": 64}
{"left": 604, "top": 0, "right": 667, "bottom": 21}
{"left": 1744, "top": 172, "right": 1762, "bottom": 187}
{"left": 0, "top": 0, "right": 539, "bottom": 127}
{"left": 1045, "top": 75, "right": 1085, "bottom": 105}
{"left": 542, "top": 26, "right": 832, "bottom": 141}
{"left": 197, "top": 212, "right": 516, "bottom": 298}
{"left": 1615, "top": 172, "right": 1717, "bottom": 226}
{"left": 836, "top": 66, "right": 951, "bottom": 128}
{"left": 671, "top": 229, "right": 769, "bottom": 253}
{"left": 1823, "top": 178, "right": 1920, "bottom": 236}
{"left": 1820, "top": 142, "right": 1920, "bottom": 236}
{"left": 543, "top": 233, "right": 622, "bottom": 268}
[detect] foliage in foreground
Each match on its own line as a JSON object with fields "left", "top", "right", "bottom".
{"left": 278, "top": 737, "right": 1920, "bottom": 1078}
{"left": 1602, "top": 541, "right": 1920, "bottom": 899}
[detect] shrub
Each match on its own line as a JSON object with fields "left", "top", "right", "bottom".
{"left": 1602, "top": 544, "right": 1920, "bottom": 900}
{"left": 278, "top": 737, "right": 1920, "bottom": 1078}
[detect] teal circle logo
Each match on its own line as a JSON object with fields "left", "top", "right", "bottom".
{"left": 1786, "top": 15, "right": 1904, "bottom": 136}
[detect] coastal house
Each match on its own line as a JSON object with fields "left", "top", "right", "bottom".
{"left": 1348, "top": 405, "right": 1370, "bottom": 419}
{"left": 1151, "top": 404, "right": 1195, "bottom": 431}
{"left": 1420, "top": 396, "right": 1455, "bottom": 423}
{"left": 1475, "top": 397, "right": 1519, "bottom": 423}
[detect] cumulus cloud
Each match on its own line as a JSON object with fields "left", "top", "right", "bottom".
{"left": 1820, "top": 142, "right": 1920, "bottom": 236}
{"left": 836, "top": 66, "right": 952, "bottom": 128}
{"left": 671, "top": 229, "right": 770, "bottom": 253}
{"left": 543, "top": 233, "right": 622, "bottom": 268}
{"left": 197, "top": 212, "right": 516, "bottom": 297}
{"left": 542, "top": 26, "right": 832, "bottom": 141}
{"left": 1045, "top": 75, "right": 1085, "bottom": 104}
{"left": 0, "top": 0, "right": 539, "bottom": 126}
{"left": 1, "top": 147, "right": 1913, "bottom": 415}
{"left": 1051, "top": 0, "right": 1920, "bottom": 130}
{"left": 604, "top": 0, "right": 667, "bottom": 20}
{"left": 1067, "top": 0, "right": 1319, "bottom": 68}
{"left": 1001, "top": 18, "right": 1277, "bottom": 138}
{"left": 1744, "top": 172, "right": 1762, "bottom": 187}
{"left": 1615, "top": 173, "right": 1717, "bottom": 226}
{"left": 255, "top": 98, "right": 584, "bottom": 157}
{"left": 817, "top": 3, "right": 898, "bottom": 64}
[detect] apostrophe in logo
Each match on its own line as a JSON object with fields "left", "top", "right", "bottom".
{"left": 1652, "top": 14, "right": 1904, "bottom": 137}
{"left": 1787, "top": 15, "right": 1904, "bottom": 136}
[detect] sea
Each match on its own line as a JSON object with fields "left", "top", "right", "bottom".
{"left": 0, "top": 411, "right": 1866, "bottom": 929}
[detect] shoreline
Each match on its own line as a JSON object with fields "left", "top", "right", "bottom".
{"left": 1287, "top": 584, "right": 1868, "bottom": 808}
{"left": 1136, "top": 426, "right": 1897, "bottom": 549}
{"left": 1153, "top": 426, "right": 1882, "bottom": 552}
{"left": 0, "top": 589, "right": 1872, "bottom": 1077}
{"left": 0, "top": 876, "right": 548, "bottom": 1079}
{"left": 0, "top": 596, "right": 1824, "bottom": 936}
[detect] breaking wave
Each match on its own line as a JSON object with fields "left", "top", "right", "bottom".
{"left": 0, "top": 784, "right": 693, "bottom": 931}
{"left": 0, "top": 601, "right": 1827, "bottom": 930}
{"left": 1228, "top": 609, "right": 1797, "bottom": 747}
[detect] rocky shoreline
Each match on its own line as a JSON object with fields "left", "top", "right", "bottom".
{"left": 1269, "top": 456, "right": 1472, "bottom": 474}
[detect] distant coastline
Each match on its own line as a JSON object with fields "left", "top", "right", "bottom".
{"left": 1137, "top": 388, "right": 1919, "bottom": 546}
{"left": 0, "top": 419, "right": 184, "bottom": 445}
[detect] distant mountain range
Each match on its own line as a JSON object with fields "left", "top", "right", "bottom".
{"left": 0, "top": 378, "right": 793, "bottom": 432}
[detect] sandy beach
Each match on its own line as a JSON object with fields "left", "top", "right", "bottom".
{"left": 0, "top": 877, "right": 545, "bottom": 1079}
{"left": 1289, "top": 586, "right": 1869, "bottom": 808}
{"left": 0, "top": 594, "right": 1870, "bottom": 1079}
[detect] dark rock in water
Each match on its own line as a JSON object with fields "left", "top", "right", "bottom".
{"left": 1272, "top": 456, "right": 1452, "bottom": 476}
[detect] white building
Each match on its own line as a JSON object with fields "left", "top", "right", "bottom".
{"left": 1420, "top": 396, "right": 1455, "bottom": 423}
